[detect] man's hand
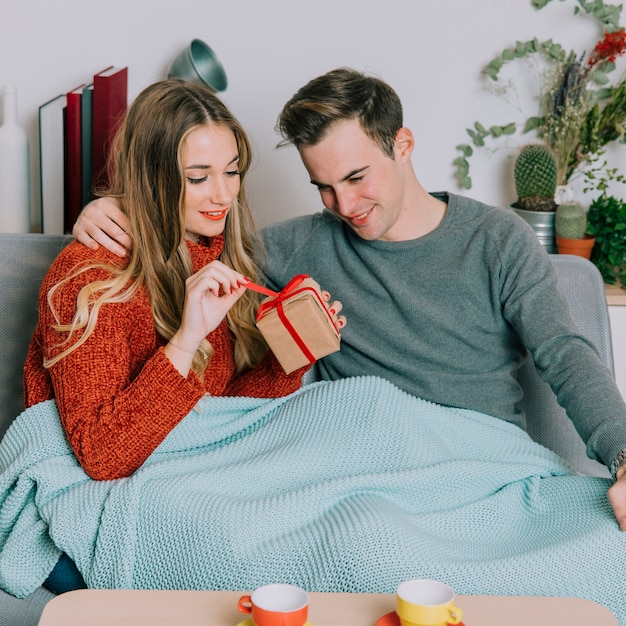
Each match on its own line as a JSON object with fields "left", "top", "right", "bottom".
{"left": 72, "top": 198, "right": 132, "bottom": 257}
{"left": 607, "top": 465, "right": 626, "bottom": 530}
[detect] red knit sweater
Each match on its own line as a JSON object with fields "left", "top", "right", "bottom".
{"left": 24, "top": 236, "right": 305, "bottom": 480}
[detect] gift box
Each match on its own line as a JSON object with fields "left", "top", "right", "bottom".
{"left": 255, "top": 274, "right": 341, "bottom": 374}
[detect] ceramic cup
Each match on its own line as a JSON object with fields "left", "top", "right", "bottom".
{"left": 237, "top": 583, "right": 309, "bottom": 626}
{"left": 396, "top": 579, "right": 463, "bottom": 626}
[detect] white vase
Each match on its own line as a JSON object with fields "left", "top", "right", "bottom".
{"left": 0, "top": 85, "right": 31, "bottom": 233}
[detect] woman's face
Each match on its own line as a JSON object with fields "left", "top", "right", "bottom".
{"left": 180, "top": 124, "right": 241, "bottom": 241}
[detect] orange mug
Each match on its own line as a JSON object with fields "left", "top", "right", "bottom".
{"left": 238, "top": 583, "right": 309, "bottom": 626}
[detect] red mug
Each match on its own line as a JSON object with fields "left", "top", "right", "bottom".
{"left": 238, "top": 584, "right": 309, "bottom": 626}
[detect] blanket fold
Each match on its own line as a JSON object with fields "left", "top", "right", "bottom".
{"left": 0, "top": 376, "right": 624, "bottom": 624}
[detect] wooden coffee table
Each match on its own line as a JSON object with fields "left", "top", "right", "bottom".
{"left": 37, "top": 589, "right": 619, "bottom": 625}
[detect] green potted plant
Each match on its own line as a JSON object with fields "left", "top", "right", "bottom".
{"left": 511, "top": 143, "right": 558, "bottom": 253}
{"left": 554, "top": 200, "right": 596, "bottom": 259}
{"left": 587, "top": 194, "right": 626, "bottom": 286}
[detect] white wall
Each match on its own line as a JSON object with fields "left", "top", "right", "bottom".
{"left": 3, "top": 0, "right": 624, "bottom": 228}
{"left": 1, "top": 0, "right": 624, "bottom": 396}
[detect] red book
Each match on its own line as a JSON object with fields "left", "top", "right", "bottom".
{"left": 64, "top": 83, "right": 86, "bottom": 232}
{"left": 91, "top": 66, "right": 127, "bottom": 192}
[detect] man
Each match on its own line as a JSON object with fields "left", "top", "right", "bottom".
{"left": 73, "top": 67, "right": 626, "bottom": 526}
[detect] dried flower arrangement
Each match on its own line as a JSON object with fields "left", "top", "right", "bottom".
{"left": 454, "top": 0, "right": 626, "bottom": 196}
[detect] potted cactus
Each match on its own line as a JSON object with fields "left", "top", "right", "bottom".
{"left": 511, "top": 144, "right": 558, "bottom": 253}
{"left": 555, "top": 200, "right": 596, "bottom": 259}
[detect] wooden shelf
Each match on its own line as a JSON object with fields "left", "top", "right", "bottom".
{"left": 606, "top": 283, "right": 626, "bottom": 306}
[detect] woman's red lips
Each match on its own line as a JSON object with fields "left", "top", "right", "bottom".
{"left": 201, "top": 209, "right": 228, "bottom": 221}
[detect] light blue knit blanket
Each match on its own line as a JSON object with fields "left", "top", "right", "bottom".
{"left": 0, "top": 376, "right": 624, "bottom": 622}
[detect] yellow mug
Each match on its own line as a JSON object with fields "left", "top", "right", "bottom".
{"left": 396, "top": 579, "right": 463, "bottom": 626}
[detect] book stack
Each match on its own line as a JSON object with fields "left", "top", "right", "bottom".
{"left": 39, "top": 66, "right": 128, "bottom": 235}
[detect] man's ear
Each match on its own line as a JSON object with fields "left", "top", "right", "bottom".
{"left": 394, "top": 127, "right": 414, "bottom": 162}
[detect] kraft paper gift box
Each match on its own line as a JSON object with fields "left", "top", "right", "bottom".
{"left": 255, "top": 275, "right": 341, "bottom": 374}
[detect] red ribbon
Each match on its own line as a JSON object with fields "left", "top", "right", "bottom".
{"left": 255, "top": 274, "right": 338, "bottom": 364}
{"left": 245, "top": 281, "right": 279, "bottom": 298}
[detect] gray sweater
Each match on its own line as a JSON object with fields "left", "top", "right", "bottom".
{"left": 261, "top": 192, "right": 626, "bottom": 469}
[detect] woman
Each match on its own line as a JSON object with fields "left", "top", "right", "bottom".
{"left": 24, "top": 78, "right": 344, "bottom": 483}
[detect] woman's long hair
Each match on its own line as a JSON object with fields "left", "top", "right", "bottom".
{"left": 46, "top": 78, "right": 267, "bottom": 375}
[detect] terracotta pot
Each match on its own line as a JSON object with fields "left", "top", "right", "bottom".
{"left": 555, "top": 234, "right": 596, "bottom": 260}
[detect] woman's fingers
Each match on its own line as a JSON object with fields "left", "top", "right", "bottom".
{"left": 186, "top": 261, "right": 248, "bottom": 298}
{"left": 327, "top": 300, "right": 346, "bottom": 329}
{"left": 328, "top": 300, "right": 342, "bottom": 315}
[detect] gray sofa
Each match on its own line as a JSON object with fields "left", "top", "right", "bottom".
{"left": 0, "top": 233, "right": 615, "bottom": 625}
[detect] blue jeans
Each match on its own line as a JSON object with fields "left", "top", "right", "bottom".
{"left": 43, "top": 553, "right": 87, "bottom": 594}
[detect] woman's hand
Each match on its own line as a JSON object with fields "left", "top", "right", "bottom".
{"left": 321, "top": 290, "right": 347, "bottom": 331}
{"left": 165, "top": 261, "right": 249, "bottom": 374}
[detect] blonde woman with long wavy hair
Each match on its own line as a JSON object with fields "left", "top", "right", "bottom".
{"left": 24, "top": 78, "right": 342, "bottom": 486}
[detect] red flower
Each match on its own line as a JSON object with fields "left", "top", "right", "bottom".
{"left": 588, "top": 29, "right": 626, "bottom": 66}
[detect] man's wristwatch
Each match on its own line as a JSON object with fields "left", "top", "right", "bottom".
{"left": 610, "top": 448, "right": 626, "bottom": 480}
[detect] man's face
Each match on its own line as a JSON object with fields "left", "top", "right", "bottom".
{"left": 299, "top": 118, "right": 413, "bottom": 242}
